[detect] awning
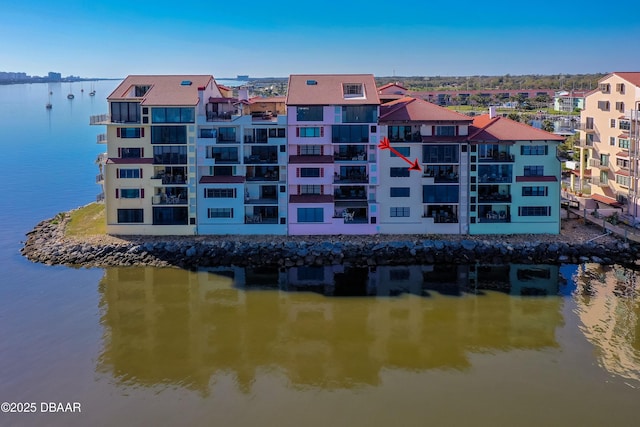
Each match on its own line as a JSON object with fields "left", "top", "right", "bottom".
{"left": 591, "top": 194, "right": 623, "bottom": 207}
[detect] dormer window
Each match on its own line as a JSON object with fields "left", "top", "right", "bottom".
{"left": 343, "top": 83, "right": 364, "bottom": 98}
{"left": 134, "top": 85, "right": 150, "bottom": 97}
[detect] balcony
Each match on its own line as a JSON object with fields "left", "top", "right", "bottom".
{"left": 423, "top": 165, "right": 460, "bottom": 183}
{"left": 152, "top": 194, "right": 188, "bottom": 205}
{"left": 206, "top": 112, "right": 235, "bottom": 122}
{"left": 96, "top": 152, "right": 108, "bottom": 164}
{"left": 95, "top": 173, "right": 104, "bottom": 183}
{"left": 335, "top": 166, "right": 368, "bottom": 184}
{"left": 96, "top": 133, "right": 107, "bottom": 144}
{"left": 478, "top": 205, "right": 511, "bottom": 223}
{"left": 334, "top": 186, "right": 366, "bottom": 200}
{"left": 478, "top": 151, "right": 514, "bottom": 162}
{"left": 90, "top": 114, "right": 110, "bottom": 125}
{"left": 246, "top": 166, "right": 280, "bottom": 182}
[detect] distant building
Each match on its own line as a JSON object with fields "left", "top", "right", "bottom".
{"left": 576, "top": 72, "right": 640, "bottom": 216}
{"left": 553, "top": 90, "right": 586, "bottom": 112}
{"left": 237, "top": 75, "right": 249, "bottom": 80}
{"left": 48, "top": 72, "right": 62, "bottom": 81}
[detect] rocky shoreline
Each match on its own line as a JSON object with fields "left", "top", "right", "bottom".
{"left": 19, "top": 210, "right": 640, "bottom": 269}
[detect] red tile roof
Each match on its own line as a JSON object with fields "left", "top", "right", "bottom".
{"left": 592, "top": 193, "right": 623, "bottom": 207}
{"left": 377, "top": 82, "right": 407, "bottom": 92}
{"left": 616, "top": 151, "right": 629, "bottom": 157}
{"left": 199, "top": 176, "right": 245, "bottom": 184}
{"left": 612, "top": 72, "right": 640, "bottom": 87}
{"left": 469, "top": 114, "right": 565, "bottom": 142}
{"left": 379, "top": 97, "right": 472, "bottom": 123}
{"left": 615, "top": 169, "right": 630, "bottom": 176}
{"left": 289, "top": 195, "right": 334, "bottom": 203}
{"left": 108, "top": 75, "right": 215, "bottom": 106}
{"left": 286, "top": 74, "right": 379, "bottom": 105}
{"left": 249, "top": 96, "right": 286, "bottom": 104}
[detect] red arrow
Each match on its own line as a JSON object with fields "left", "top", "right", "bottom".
{"left": 378, "top": 137, "right": 422, "bottom": 172}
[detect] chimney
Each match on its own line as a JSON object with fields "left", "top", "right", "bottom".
{"left": 238, "top": 86, "right": 249, "bottom": 101}
{"left": 489, "top": 106, "right": 497, "bottom": 119}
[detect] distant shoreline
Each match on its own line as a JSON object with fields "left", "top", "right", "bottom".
{"left": 20, "top": 207, "right": 640, "bottom": 269}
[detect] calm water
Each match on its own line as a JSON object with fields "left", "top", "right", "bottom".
{"left": 0, "top": 83, "right": 639, "bottom": 427}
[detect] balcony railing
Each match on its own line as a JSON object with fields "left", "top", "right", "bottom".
{"left": 152, "top": 195, "right": 187, "bottom": 205}
{"left": 206, "top": 112, "right": 235, "bottom": 121}
{"left": 96, "top": 133, "right": 107, "bottom": 144}
{"left": 334, "top": 174, "right": 368, "bottom": 184}
{"left": 96, "top": 152, "right": 108, "bottom": 164}
{"left": 90, "top": 114, "right": 109, "bottom": 125}
{"left": 96, "top": 173, "right": 104, "bottom": 183}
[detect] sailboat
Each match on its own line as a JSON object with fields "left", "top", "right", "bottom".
{"left": 46, "top": 85, "right": 52, "bottom": 109}
{"left": 67, "top": 83, "right": 74, "bottom": 99}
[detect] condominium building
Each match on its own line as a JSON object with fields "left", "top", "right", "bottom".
{"left": 94, "top": 73, "right": 563, "bottom": 236}
{"left": 377, "top": 97, "right": 473, "bottom": 234}
{"left": 285, "top": 75, "right": 380, "bottom": 235}
{"left": 576, "top": 72, "right": 640, "bottom": 216}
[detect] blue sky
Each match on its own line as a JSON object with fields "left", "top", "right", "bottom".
{"left": 2, "top": 0, "right": 638, "bottom": 78}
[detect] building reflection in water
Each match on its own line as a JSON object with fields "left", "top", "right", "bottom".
{"left": 572, "top": 263, "right": 640, "bottom": 381}
{"left": 97, "top": 264, "right": 564, "bottom": 394}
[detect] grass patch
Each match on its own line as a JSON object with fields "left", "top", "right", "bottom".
{"left": 65, "top": 202, "right": 106, "bottom": 237}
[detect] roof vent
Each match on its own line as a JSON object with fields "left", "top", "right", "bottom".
{"left": 180, "top": 80, "right": 192, "bottom": 86}
{"left": 306, "top": 80, "right": 317, "bottom": 85}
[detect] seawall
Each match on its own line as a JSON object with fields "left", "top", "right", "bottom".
{"left": 20, "top": 212, "right": 640, "bottom": 269}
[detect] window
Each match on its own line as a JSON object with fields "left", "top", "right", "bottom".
{"left": 118, "top": 168, "right": 141, "bottom": 178}
{"left": 597, "top": 100, "right": 610, "bottom": 111}
{"left": 218, "top": 127, "right": 237, "bottom": 142}
{"left": 615, "top": 102, "right": 625, "bottom": 112}
{"left": 300, "top": 168, "right": 321, "bottom": 177}
{"left": 390, "top": 167, "right": 410, "bottom": 177}
{"left": 620, "top": 120, "right": 631, "bottom": 131}
{"left": 111, "top": 102, "right": 140, "bottom": 123}
{"left": 207, "top": 208, "right": 233, "bottom": 218}
{"left": 214, "top": 166, "right": 234, "bottom": 176}
{"left": 300, "top": 145, "right": 322, "bottom": 155}
{"left": 435, "top": 126, "right": 455, "bottom": 136}
{"left": 296, "top": 106, "right": 323, "bottom": 121}
{"left": 342, "top": 105, "right": 376, "bottom": 123}
{"left": 616, "top": 83, "right": 625, "bottom": 94}
{"left": 153, "top": 207, "right": 188, "bottom": 225}
{"left": 619, "top": 139, "right": 630, "bottom": 149}
{"left": 151, "top": 107, "right": 195, "bottom": 123}
{"left": 390, "top": 187, "right": 410, "bottom": 197}
{"left": 388, "top": 126, "right": 414, "bottom": 142}
{"left": 209, "top": 147, "right": 238, "bottom": 163}
{"left": 300, "top": 185, "right": 321, "bottom": 194}
{"left": 343, "top": 83, "right": 363, "bottom": 97}
{"left": 519, "top": 206, "right": 551, "bottom": 216}
{"left": 299, "top": 127, "right": 322, "bottom": 137}
{"left": 423, "top": 185, "right": 459, "bottom": 203}
{"left": 611, "top": 119, "right": 616, "bottom": 128}
{"left": 153, "top": 146, "right": 187, "bottom": 164}
{"left": 616, "top": 174, "right": 630, "bottom": 187}
{"left": 390, "top": 207, "right": 410, "bottom": 217}
{"left": 616, "top": 158, "right": 629, "bottom": 169}
{"left": 297, "top": 207, "right": 323, "bottom": 222}
{"left": 200, "top": 128, "right": 216, "bottom": 138}
{"left": 585, "top": 117, "right": 594, "bottom": 130}
{"left": 117, "top": 209, "right": 143, "bottom": 223}
{"left": 331, "top": 125, "right": 368, "bottom": 143}
{"left": 610, "top": 136, "right": 616, "bottom": 146}
{"left": 204, "top": 188, "right": 236, "bottom": 198}
{"left": 521, "top": 145, "right": 548, "bottom": 155}
{"left": 423, "top": 145, "right": 459, "bottom": 163}
{"left": 599, "top": 83, "right": 610, "bottom": 93}
{"left": 522, "top": 186, "right": 548, "bottom": 196}
{"left": 268, "top": 128, "right": 286, "bottom": 138}
{"left": 120, "top": 189, "right": 140, "bottom": 198}
{"left": 151, "top": 126, "right": 187, "bottom": 144}
{"left": 600, "top": 154, "right": 609, "bottom": 165}
{"left": 600, "top": 170, "right": 608, "bottom": 184}
{"left": 523, "top": 166, "right": 544, "bottom": 176}
{"left": 121, "top": 147, "right": 141, "bottom": 158}
{"left": 119, "top": 127, "right": 142, "bottom": 138}
{"left": 390, "top": 147, "right": 410, "bottom": 157}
